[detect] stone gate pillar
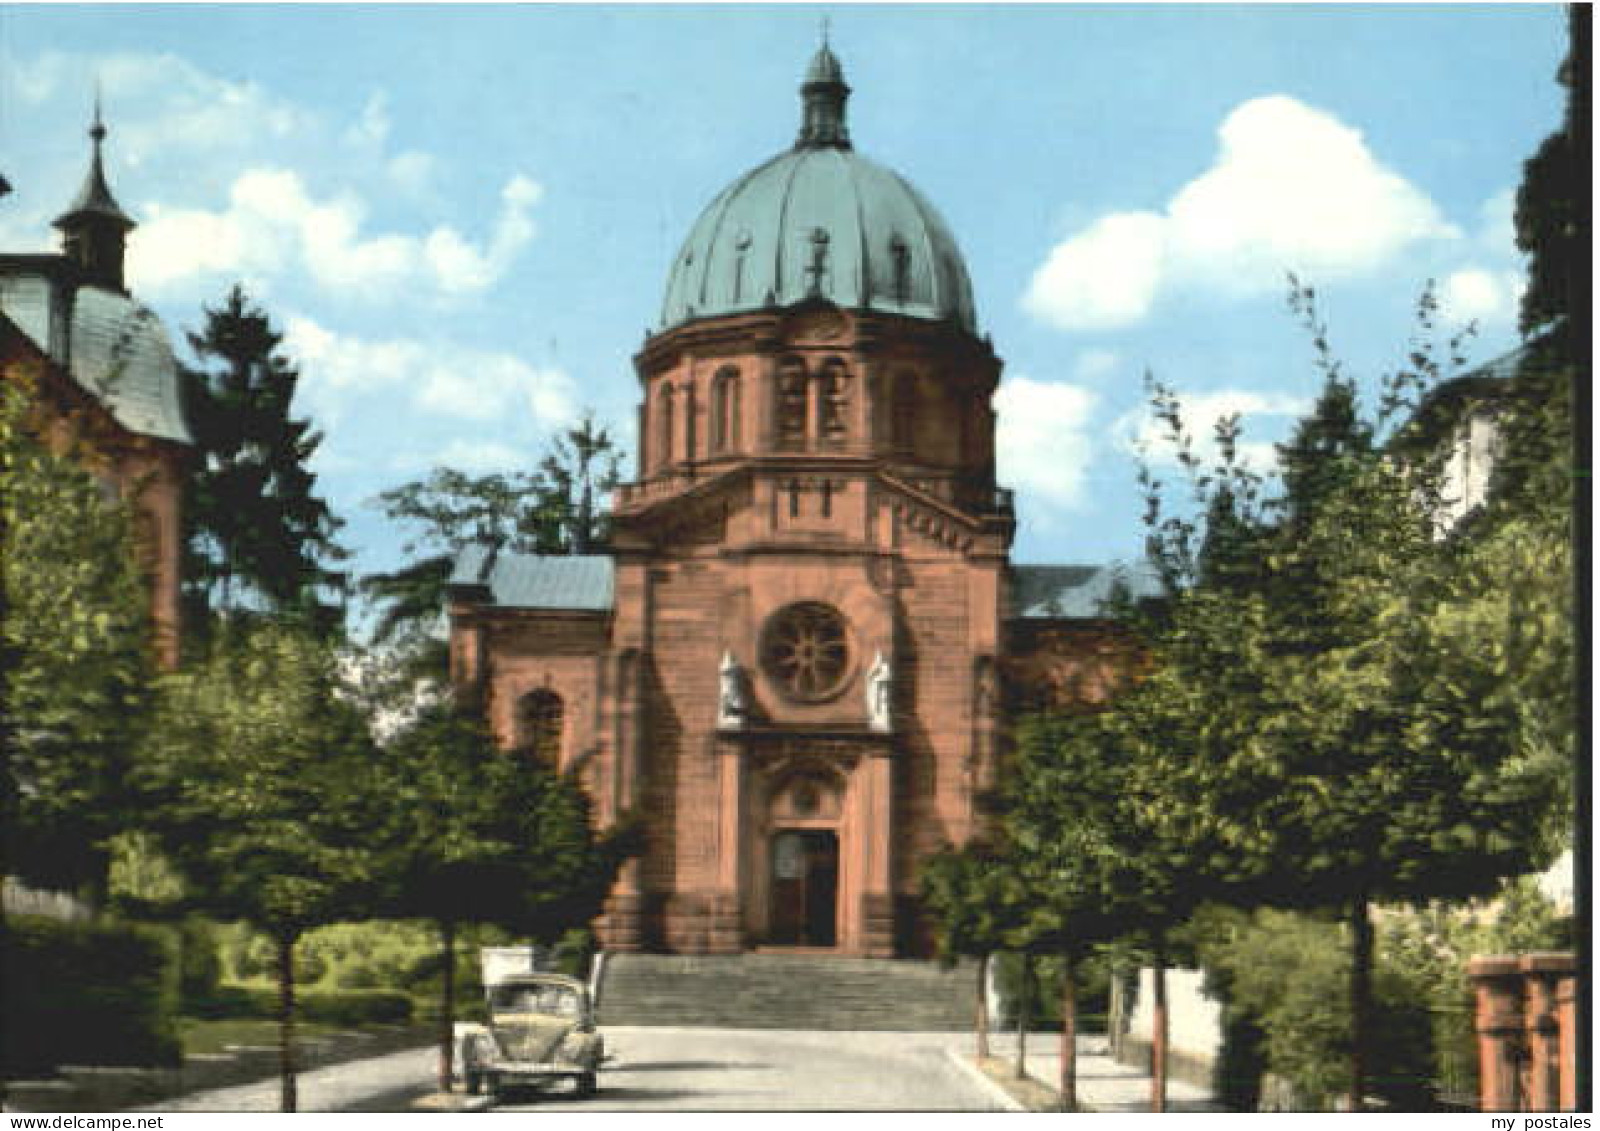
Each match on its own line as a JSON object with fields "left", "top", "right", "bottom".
{"left": 1470, "top": 956, "right": 1525, "bottom": 1112}
{"left": 1471, "top": 952, "right": 1579, "bottom": 1113}
{"left": 1521, "top": 953, "right": 1576, "bottom": 1112}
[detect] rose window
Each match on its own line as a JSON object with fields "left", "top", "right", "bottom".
{"left": 761, "top": 602, "right": 851, "bottom": 702}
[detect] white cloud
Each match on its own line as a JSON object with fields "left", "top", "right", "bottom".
{"left": 1441, "top": 266, "right": 1525, "bottom": 327}
{"left": 1025, "top": 96, "right": 1457, "bottom": 330}
{"left": 282, "top": 316, "right": 577, "bottom": 428}
{"left": 995, "top": 376, "right": 1098, "bottom": 509}
{"left": 1024, "top": 212, "right": 1166, "bottom": 331}
{"left": 91, "top": 52, "right": 314, "bottom": 171}
{"left": 345, "top": 92, "right": 392, "bottom": 149}
{"left": 1115, "top": 389, "right": 1311, "bottom": 473}
{"left": 128, "top": 167, "right": 542, "bottom": 300}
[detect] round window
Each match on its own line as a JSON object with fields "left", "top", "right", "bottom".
{"left": 761, "top": 602, "right": 852, "bottom": 702}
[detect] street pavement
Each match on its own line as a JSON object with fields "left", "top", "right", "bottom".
{"left": 984, "top": 1032, "right": 1223, "bottom": 1112}
{"left": 137, "top": 1046, "right": 435, "bottom": 1113}
{"left": 139, "top": 1029, "right": 1010, "bottom": 1112}
{"left": 494, "top": 1027, "right": 1008, "bottom": 1112}
{"left": 136, "top": 1027, "right": 1215, "bottom": 1112}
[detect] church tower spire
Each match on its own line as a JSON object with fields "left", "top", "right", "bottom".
{"left": 795, "top": 34, "right": 852, "bottom": 150}
{"left": 53, "top": 94, "right": 136, "bottom": 293}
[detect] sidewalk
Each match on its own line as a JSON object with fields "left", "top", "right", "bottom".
{"left": 135, "top": 1046, "right": 433, "bottom": 1113}
{"left": 979, "top": 1032, "right": 1223, "bottom": 1112}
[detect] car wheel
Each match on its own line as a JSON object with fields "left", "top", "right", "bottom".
{"left": 576, "top": 1072, "right": 598, "bottom": 1098}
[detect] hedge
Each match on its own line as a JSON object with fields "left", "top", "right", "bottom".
{"left": 2, "top": 915, "right": 181, "bottom": 1077}
{"left": 185, "top": 985, "right": 412, "bottom": 1027}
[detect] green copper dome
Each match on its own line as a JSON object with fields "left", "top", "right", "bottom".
{"left": 659, "top": 47, "right": 977, "bottom": 334}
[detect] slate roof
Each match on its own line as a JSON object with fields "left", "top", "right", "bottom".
{"left": 0, "top": 267, "right": 191, "bottom": 444}
{"left": 1009, "top": 561, "right": 1165, "bottom": 620}
{"left": 450, "top": 547, "right": 615, "bottom": 612}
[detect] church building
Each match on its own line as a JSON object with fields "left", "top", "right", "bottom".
{"left": 448, "top": 46, "right": 1158, "bottom": 958}
{"left": 0, "top": 109, "right": 191, "bottom": 669}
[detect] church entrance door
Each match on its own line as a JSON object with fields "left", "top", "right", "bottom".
{"left": 769, "top": 829, "right": 838, "bottom": 946}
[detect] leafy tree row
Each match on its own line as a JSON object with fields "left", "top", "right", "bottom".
{"left": 5, "top": 282, "right": 633, "bottom": 1109}
{"left": 923, "top": 20, "right": 1578, "bottom": 1110}
{"left": 135, "top": 624, "right": 627, "bottom": 1108}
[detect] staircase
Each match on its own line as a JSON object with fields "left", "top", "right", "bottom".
{"left": 596, "top": 952, "right": 977, "bottom": 1031}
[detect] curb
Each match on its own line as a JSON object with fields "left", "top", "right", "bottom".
{"left": 941, "top": 1047, "right": 1025, "bottom": 1113}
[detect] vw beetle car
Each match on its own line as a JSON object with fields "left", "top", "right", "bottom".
{"left": 457, "top": 972, "right": 605, "bottom": 1100}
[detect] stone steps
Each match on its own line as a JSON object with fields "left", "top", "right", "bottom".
{"left": 596, "top": 953, "right": 977, "bottom": 1031}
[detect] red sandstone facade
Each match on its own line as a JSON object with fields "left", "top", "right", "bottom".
{"left": 447, "top": 302, "right": 1150, "bottom": 959}
{"left": 449, "top": 47, "right": 1153, "bottom": 957}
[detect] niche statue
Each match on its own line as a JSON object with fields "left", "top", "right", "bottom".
{"left": 717, "top": 651, "right": 747, "bottom": 729}
{"left": 867, "top": 650, "right": 893, "bottom": 732}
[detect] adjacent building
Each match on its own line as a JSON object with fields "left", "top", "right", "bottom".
{"left": 0, "top": 108, "right": 191, "bottom": 667}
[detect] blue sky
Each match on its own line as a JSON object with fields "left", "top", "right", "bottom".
{"left": 0, "top": 4, "right": 1568, "bottom": 595}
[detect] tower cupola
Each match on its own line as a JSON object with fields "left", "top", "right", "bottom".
{"left": 53, "top": 100, "right": 136, "bottom": 293}
{"left": 796, "top": 42, "right": 852, "bottom": 150}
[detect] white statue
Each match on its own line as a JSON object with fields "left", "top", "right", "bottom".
{"left": 867, "top": 650, "right": 893, "bottom": 732}
{"left": 717, "top": 651, "right": 746, "bottom": 729}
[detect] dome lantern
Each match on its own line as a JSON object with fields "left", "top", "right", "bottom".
{"left": 796, "top": 43, "right": 852, "bottom": 150}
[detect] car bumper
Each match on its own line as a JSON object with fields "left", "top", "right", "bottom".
{"left": 487, "top": 1062, "right": 593, "bottom": 1080}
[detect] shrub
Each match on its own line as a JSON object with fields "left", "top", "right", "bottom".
{"left": 1379, "top": 876, "right": 1574, "bottom": 1107}
{"left": 2, "top": 915, "right": 181, "bottom": 1076}
{"left": 174, "top": 915, "right": 222, "bottom": 1007}
{"left": 298, "top": 989, "right": 413, "bottom": 1027}
{"left": 182, "top": 985, "right": 412, "bottom": 1027}
{"left": 1192, "top": 907, "right": 1433, "bottom": 1110}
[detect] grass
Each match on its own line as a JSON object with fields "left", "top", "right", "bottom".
{"left": 177, "top": 1017, "right": 344, "bottom": 1058}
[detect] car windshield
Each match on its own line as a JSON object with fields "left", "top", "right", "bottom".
{"left": 492, "top": 982, "right": 581, "bottom": 1017}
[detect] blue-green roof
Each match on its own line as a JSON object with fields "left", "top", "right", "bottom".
{"left": 1010, "top": 562, "right": 1165, "bottom": 620}
{"left": 659, "top": 49, "right": 976, "bottom": 333}
{"left": 450, "top": 547, "right": 614, "bottom": 611}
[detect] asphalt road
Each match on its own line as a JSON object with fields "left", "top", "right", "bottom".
{"left": 487, "top": 1027, "right": 1007, "bottom": 1112}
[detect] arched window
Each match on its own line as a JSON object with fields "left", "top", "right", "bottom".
{"left": 518, "top": 689, "right": 564, "bottom": 767}
{"left": 656, "top": 384, "right": 676, "bottom": 470}
{"left": 817, "top": 358, "right": 849, "bottom": 443}
{"left": 711, "top": 366, "right": 741, "bottom": 454}
{"left": 776, "top": 358, "right": 808, "bottom": 449}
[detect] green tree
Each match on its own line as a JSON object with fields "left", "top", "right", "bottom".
{"left": 360, "top": 415, "right": 621, "bottom": 667}
{"left": 136, "top": 623, "right": 385, "bottom": 1111}
{"left": 0, "top": 376, "right": 155, "bottom": 900}
{"left": 534, "top": 413, "right": 622, "bottom": 555}
{"left": 181, "top": 285, "right": 348, "bottom": 634}
{"left": 377, "top": 701, "right": 625, "bottom": 1091}
{"left": 1118, "top": 287, "right": 1568, "bottom": 1107}
{"left": 920, "top": 842, "right": 1030, "bottom": 1062}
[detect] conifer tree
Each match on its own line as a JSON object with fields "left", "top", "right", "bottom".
{"left": 181, "top": 285, "right": 348, "bottom": 634}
